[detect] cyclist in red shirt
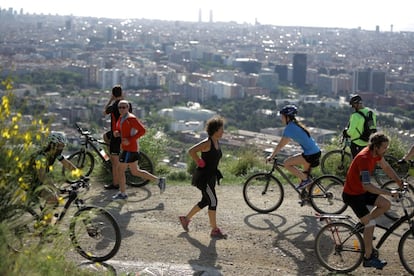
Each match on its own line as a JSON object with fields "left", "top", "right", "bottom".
{"left": 342, "top": 132, "right": 402, "bottom": 269}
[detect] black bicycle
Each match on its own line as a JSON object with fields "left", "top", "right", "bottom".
{"left": 321, "top": 133, "right": 402, "bottom": 185}
{"left": 1, "top": 177, "right": 121, "bottom": 262}
{"left": 243, "top": 157, "right": 347, "bottom": 214}
{"left": 63, "top": 122, "right": 154, "bottom": 187}
{"left": 314, "top": 184, "right": 414, "bottom": 274}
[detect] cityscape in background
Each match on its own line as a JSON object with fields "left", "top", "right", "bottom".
{"left": 1, "top": 8, "right": 414, "bottom": 161}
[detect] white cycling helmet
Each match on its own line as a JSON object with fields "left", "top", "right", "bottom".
{"left": 47, "top": 131, "right": 67, "bottom": 145}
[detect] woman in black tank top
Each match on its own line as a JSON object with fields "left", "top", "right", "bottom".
{"left": 179, "top": 116, "right": 227, "bottom": 239}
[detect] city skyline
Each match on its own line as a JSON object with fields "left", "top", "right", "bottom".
{"left": 2, "top": 0, "right": 414, "bottom": 32}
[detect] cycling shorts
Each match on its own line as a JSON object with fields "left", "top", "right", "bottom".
{"left": 342, "top": 191, "right": 378, "bottom": 218}
{"left": 119, "top": 151, "right": 140, "bottom": 163}
{"left": 302, "top": 151, "right": 321, "bottom": 168}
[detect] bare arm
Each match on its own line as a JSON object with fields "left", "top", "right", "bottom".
{"left": 378, "top": 157, "right": 403, "bottom": 187}
{"left": 267, "top": 136, "right": 291, "bottom": 161}
{"left": 188, "top": 138, "right": 210, "bottom": 163}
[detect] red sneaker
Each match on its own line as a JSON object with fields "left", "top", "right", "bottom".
{"left": 179, "top": 216, "right": 190, "bottom": 232}
{"left": 210, "top": 228, "right": 228, "bottom": 239}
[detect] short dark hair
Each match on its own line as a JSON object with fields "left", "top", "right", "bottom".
{"left": 206, "top": 116, "right": 224, "bottom": 137}
{"left": 112, "top": 85, "right": 122, "bottom": 97}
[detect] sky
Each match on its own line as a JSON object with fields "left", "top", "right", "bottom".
{"left": 2, "top": 0, "right": 414, "bottom": 32}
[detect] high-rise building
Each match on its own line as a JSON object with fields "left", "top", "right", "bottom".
{"left": 293, "top": 53, "right": 307, "bottom": 88}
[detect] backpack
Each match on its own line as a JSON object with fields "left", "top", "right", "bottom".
{"left": 356, "top": 110, "right": 377, "bottom": 142}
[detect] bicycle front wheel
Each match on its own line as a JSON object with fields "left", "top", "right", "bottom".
{"left": 398, "top": 228, "right": 414, "bottom": 275}
{"left": 70, "top": 206, "right": 121, "bottom": 262}
{"left": 126, "top": 151, "right": 154, "bottom": 187}
{"left": 381, "top": 180, "right": 414, "bottom": 221}
{"left": 320, "top": 150, "right": 352, "bottom": 179}
{"left": 309, "top": 175, "right": 347, "bottom": 214}
{"left": 315, "top": 222, "right": 364, "bottom": 273}
{"left": 243, "top": 173, "right": 284, "bottom": 213}
{"left": 63, "top": 151, "right": 95, "bottom": 183}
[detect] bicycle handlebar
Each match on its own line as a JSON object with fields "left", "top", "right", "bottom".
{"left": 59, "top": 176, "right": 90, "bottom": 194}
{"left": 74, "top": 122, "right": 91, "bottom": 136}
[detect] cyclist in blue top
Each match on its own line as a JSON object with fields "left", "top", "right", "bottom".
{"left": 266, "top": 105, "right": 321, "bottom": 189}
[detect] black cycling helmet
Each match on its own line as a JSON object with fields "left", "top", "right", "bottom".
{"left": 349, "top": 94, "right": 362, "bottom": 105}
{"left": 279, "top": 105, "right": 298, "bottom": 116}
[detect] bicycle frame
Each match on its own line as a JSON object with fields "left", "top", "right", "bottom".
{"left": 270, "top": 158, "right": 312, "bottom": 196}
{"left": 75, "top": 123, "right": 110, "bottom": 164}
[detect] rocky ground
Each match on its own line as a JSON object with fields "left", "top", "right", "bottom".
{"left": 70, "top": 182, "right": 412, "bottom": 276}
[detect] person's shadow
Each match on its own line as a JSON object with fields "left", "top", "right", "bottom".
{"left": 178, "top": 232, "right": 222, "bottom": 275}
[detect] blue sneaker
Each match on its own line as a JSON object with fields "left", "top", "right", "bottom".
{"left": 363, "top": 255, "right": 387, "bottom": 269}
{"left": 112, "top": 192, "right": 128, "bottom": 200}
{"left": 158, "top": 177, "right": 166, "bottom": 193}
{"left": 296, "top": 178, "right": 312, "bottom": 190}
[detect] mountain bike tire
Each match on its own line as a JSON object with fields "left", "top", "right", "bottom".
{"left": 320, "top": 150, "right": 352, "bottom": 180}
{"left": 242, "top": 173, "right": 284, "bottom": 213}
{"left": 126, "top": 151, "right": 154, "bottom": 187}
{"left": 70, "top": 206, "right": 121, "bottom": 262}
{"left": 315, "top": 222, "right": 364, "bottom": 273}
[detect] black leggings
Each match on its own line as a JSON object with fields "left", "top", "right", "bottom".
{"left": 197, "top": 177, "right": 217, "bottom": 211}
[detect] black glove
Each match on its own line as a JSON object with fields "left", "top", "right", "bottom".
{"left": 398, "top": 159, "right": 407, "bottom": 164}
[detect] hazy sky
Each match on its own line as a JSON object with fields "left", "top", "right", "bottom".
{"left": 2, "top": 0, "right": 414, "bottom": 32}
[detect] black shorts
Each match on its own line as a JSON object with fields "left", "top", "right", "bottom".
{"left": 302, "top": 151, "right": 321, "bottom": 168}
{"left": 342, "top": 191, "right": 378, "bottom": 218}
{"left": 105, "top": 131, "right": 121, "bottom": 155}
{"left": 119, "top": 151, "right": 140, "bottom": 163}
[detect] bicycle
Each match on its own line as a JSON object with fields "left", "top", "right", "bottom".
{"left": 1, "top": 177, "right": 122, "bottom": 262}
{"left": 242, "top": 157, "right": 347, "bottom": 215}
{"left": 314, "top": 184, "right": 414, "bottom": 274}
{"left": 320, "top": 133, "right": 402, "bottom": 185}
{"left": 63, "top": 122, "right": 154, "bottom": 187}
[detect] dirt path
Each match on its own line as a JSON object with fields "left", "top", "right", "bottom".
{"left": 73, "top": 182, "right": 412, "bottom": 275}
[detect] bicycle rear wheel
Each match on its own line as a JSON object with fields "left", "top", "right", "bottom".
{"left": 63, "top": 151, "right": 95, "bottom": 183}
{"left": 315, "top": 222, "right": 364, "bottom": 273}
{"left": 381, "top": 180, "right": 414, "bottom": 221}
{"left": 398, "top": 228, "right": 414, "bottom": 275}
{"left": 309, "top": 175, "right": 347, "bottom": 214}
{"left": 126, "top": 151, "right": 154, "bottom": 187}
{"left": 243, "top": 173, "right": 284, "bottom": 213}
{"left": 70, "top": 206, "right": 121, "bottom": 262}
{"left": 320, "top": 150, "right": 352, "bottom": 179}
{"left": 2, "top": 205, "right": 41, "bottom": 252}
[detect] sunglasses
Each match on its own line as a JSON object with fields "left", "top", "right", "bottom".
{"left": 118, "top": 106, "right": 129, "bottom": 109}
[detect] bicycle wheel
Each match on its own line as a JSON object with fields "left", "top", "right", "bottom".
{"left": 2, "top": 205, "right": 41, "bottom": 252}
{"left": 398, "top": 228, "right": 414, "bottom": 275}
{"left": 309, "top": 175, "right": 347, "bottom": 214}
{"left": 381, "top": 180, "right": 414, "bottom": 221}
{"left": 320, "top": 150, "right": 352, "bottom": 179}
{"left": 243, "top": 173, "right": 284, "bottom": 213}
{"left": 70, "top": 206, "right": 121, "bottom": 262}
{"left": 374, "top": 155, "right": 401, "bottom": 185}
{"left": 63, "top": 151, "right": 95, "bottom": 183}
{"left": 126, "top": 151, "right": 154, "bottom": 187}
{"left": 315, "top": 222, "right": 364, "bottom": 273}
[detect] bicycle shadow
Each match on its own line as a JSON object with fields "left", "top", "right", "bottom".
{"left": 83, "top": 184, "right": 165, "bottom": 239}
{"left": 178, "top": 232, "right": 222, "bottom": 276}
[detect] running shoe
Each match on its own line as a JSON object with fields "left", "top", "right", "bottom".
{"left": 179, "top": 216, "right": 190, "bottom": 232}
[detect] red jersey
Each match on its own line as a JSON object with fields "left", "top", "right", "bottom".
{"left": 343, "top": 147, "right": 381, "bottom": 195}
{"left": 115, "top": 114, "right": 146, "bottom": 152}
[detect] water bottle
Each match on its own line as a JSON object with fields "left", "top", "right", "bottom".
{"left": 99, "top": 148, "right": 110, "bottom": 161}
